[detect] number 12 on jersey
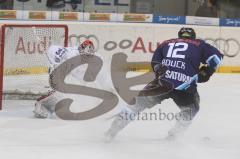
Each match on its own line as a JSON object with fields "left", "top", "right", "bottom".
{"left": 167, "top": 42, "right": 188, "bottom": 59}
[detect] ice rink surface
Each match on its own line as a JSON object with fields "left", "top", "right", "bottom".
{"left": 0, "top": 74, "right": 240, "bottom": 159}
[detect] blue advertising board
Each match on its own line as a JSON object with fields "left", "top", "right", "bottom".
{"left": 153, "top": 15, "right": 186, "bottom": 24}
{"left": 220, "top": 18, "right": 240, "bottom": 27}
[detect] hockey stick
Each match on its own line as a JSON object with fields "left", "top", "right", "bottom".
{"left": 175, "top": 74, "right": 198, "bottom": 90}
{"left": 175, "top": 55, "right": 221, "bottom": 91}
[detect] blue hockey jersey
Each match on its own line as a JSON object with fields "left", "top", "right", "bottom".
{"left": 151, "top": 38, "right": 223, "bottom": 90}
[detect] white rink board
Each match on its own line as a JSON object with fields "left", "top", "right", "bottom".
{"left": 1, "top": 20, "right": 240, "bottom": 74}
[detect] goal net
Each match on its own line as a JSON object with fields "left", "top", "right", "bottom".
{"left": 0, "top": 24, "right": 68, "bottom": 109}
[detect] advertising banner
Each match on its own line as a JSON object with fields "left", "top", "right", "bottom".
{"left": 153, "top": 16, "right": 185, "bottom": 24}
{"left": 220, "top": 18, "right": 240, "bottom": 27}
{"left": 84, "top": 13, "right": 114, "bottom": 21}
{"left": 0, "top": 10, "right": 16, "bottom": 19}
{"left": 1, "top": 21, "right": 240, "bottom": 74}
{"left": 186, "top": 16, "right": 219, "bottom": 26}
{"left": 28, "top": 11, "right": 47, "bottom": 20}
{"left": 59, "top": 12, "right": 79, "bottom": 21}
{"left": 119, "top": 14, "right": 153, "bottom": 23}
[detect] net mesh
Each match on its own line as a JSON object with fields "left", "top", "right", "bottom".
{"left": 2, "top": 25, "right": 68, "bottom": 98}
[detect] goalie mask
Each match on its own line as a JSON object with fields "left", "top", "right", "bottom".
{"left": 178, "top": 27, "right": 196, "bottom": 39}
{"left": 78, "top": 40, "right": 95, "bottom": 55}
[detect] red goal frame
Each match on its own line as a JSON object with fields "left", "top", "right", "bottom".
{"left": 0, "top": 24, "right": 69, "bottom": 110}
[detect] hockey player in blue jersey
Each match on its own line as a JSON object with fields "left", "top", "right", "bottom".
{"left": 105, "top": 27, "right": 223, "bottom": 141}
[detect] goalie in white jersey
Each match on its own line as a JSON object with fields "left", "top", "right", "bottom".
{"left": 33, "top": 40, "right": 108, "bottom": 118}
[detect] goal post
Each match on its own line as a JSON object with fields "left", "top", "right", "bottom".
{"left": 0, "top": 24, "right": 69, "bottom": 110}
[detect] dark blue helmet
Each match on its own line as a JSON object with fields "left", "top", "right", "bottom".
{"left": 178, "top": 27, "right": 196, "bottom": 39}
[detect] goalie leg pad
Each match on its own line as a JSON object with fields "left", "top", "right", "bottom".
{"left": 33, "top": 101, "right": 49, "bottom": 118}
{"left": 33, "top": 91, "right": 64, "bottom": 118}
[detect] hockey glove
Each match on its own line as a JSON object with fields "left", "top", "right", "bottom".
{"left": 198, "top": 66, "right": 215, "bottom": 83}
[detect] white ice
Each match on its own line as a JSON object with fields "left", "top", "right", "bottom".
{"left": 0, "top": 73, "right": 240, "bottom": 159}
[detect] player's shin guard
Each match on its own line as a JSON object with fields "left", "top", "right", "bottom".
{"left": 105, "top": 109, "right": 134, "bottom": 142}
{"left": 167, "top": 104, "right": 199, "bottom": 140}
{"left": 105, "top": 96, "right": 152, "bottom": 142}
